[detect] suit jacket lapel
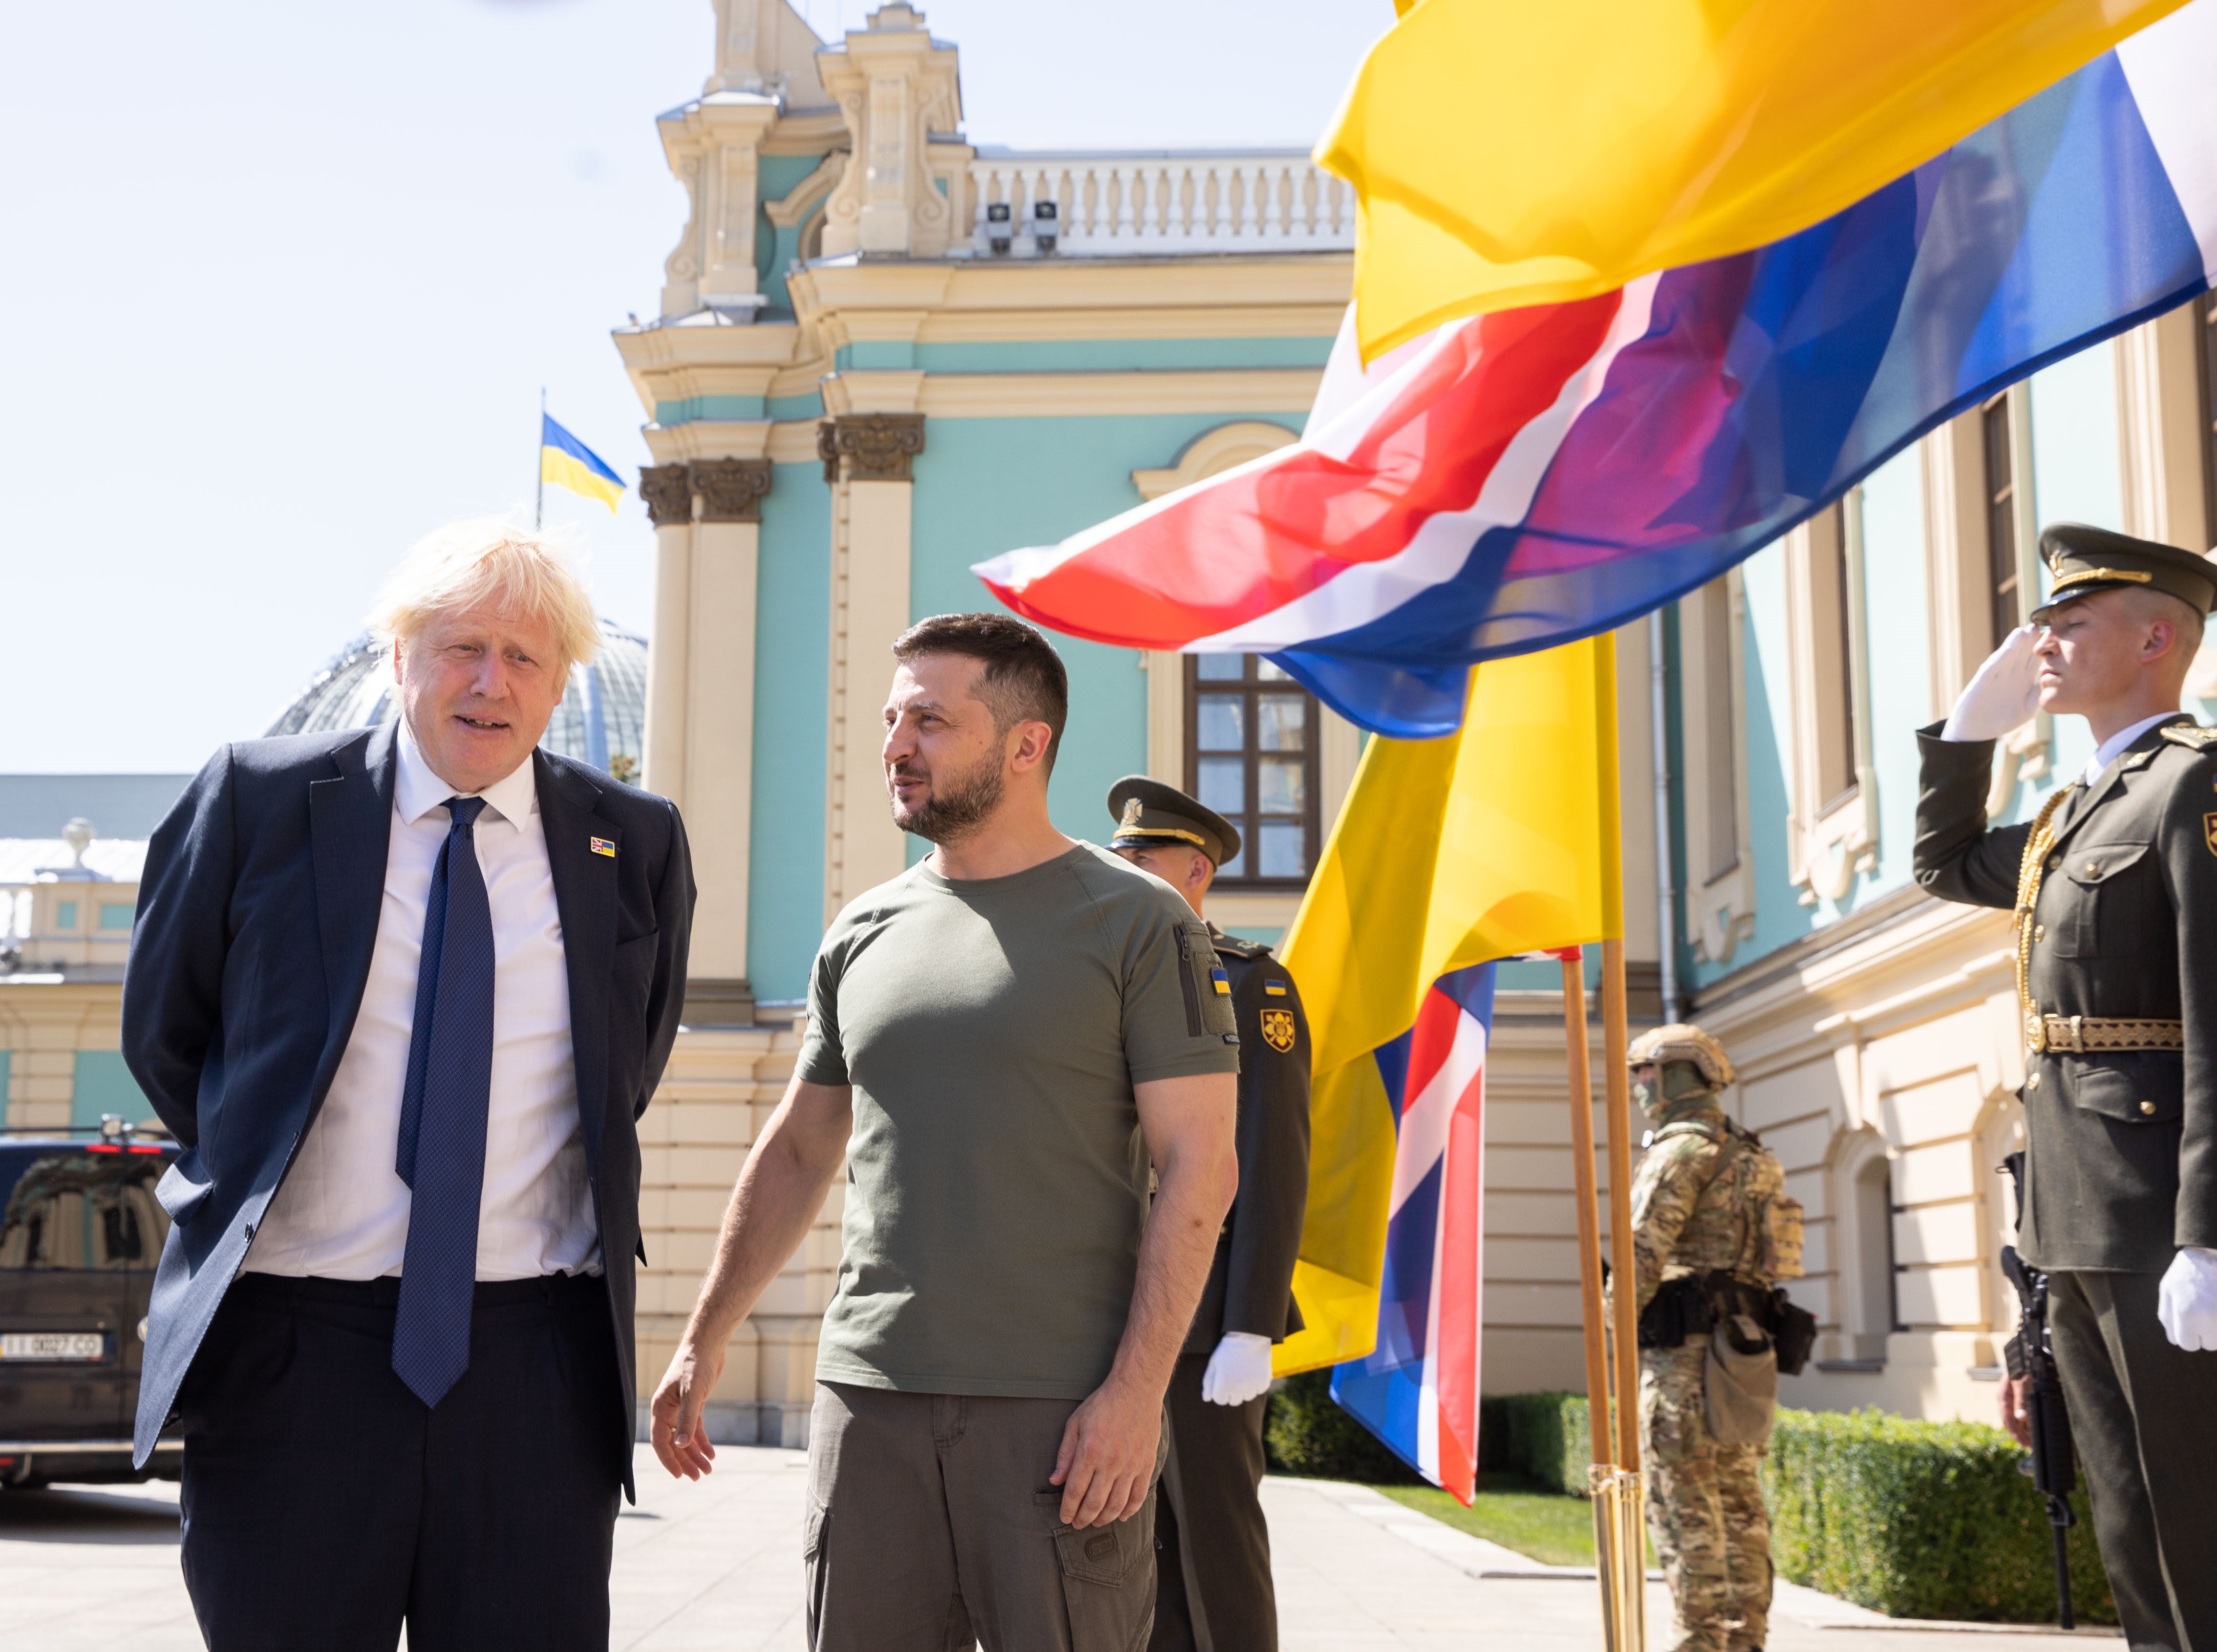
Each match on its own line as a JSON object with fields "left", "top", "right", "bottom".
{"left": 308, "top": 722, "right": 397, "bottom": 1103}
{"left": 537, "top": 751, "right": 618, "bottom": 1167}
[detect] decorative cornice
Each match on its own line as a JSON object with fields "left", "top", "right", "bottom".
{"left": 693, "top": 457, "right": 774, "bottom": 522}
{"left": 640, "top": 464, "right": 695, "bottom": 528}
{"left": 819, "top": 411, "right": 926, "bottom": 484}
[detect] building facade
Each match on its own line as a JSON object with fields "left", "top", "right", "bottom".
{"left": 616, "top": 0, "right": 1679, "bottom": 1442}
{"left": 1663, "top": 298, "right": 2217, "bottom": 1422}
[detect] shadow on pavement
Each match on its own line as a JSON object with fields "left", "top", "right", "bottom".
{"left": 0, "top": 1485, "right": 183, "bottom": 1545}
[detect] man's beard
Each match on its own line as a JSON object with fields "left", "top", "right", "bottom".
{"left": 888, "top": 751, "right": 1005, "bottom": 843}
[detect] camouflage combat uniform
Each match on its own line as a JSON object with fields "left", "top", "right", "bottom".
{"left": 1630, "top": 1052, "right": 1786, "bottom": 1652}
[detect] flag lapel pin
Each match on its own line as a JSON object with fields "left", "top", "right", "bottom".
{"left": 590, "top": 836, "right": 617, "bottom": 858}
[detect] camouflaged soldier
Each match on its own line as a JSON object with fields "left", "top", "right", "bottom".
{"left": 1626, "top": 1025, "right": 1805, "bottom": 1652}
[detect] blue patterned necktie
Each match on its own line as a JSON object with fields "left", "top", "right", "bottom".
{"left": 392, "top": 795, "right": 496, "bottom": 1409}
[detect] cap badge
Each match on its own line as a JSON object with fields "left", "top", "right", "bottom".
{"left": 1120, "top": 798, "right": 1146, "bottom": 830}
{"left": 1261, "top": 1008, "right": 1297, "bottom": 1052}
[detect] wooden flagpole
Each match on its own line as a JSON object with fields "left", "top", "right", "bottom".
{"left": 1559, "top": 955, "right": 1614, "bottom": 1473}
{"left": 1601, "top": 939, "right": 1642, "bottom": 1469}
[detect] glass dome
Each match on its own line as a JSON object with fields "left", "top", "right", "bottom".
{"left": 266, "top": 619, "right": 648, "bottom": 782}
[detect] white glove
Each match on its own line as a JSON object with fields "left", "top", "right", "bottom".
{"left": 1201, "top": 1332, "right": 1275, "bottom": 1406}
{"left": 1941, "top": 625, "right": 2041, "bottom": 741}
{"left": 2158, "top": 1246, "right": 2217, "bottom": 1352}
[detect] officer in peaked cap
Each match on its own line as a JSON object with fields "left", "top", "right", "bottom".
{"left": 1915, "top": 523, "right": 2217, "bottom": 1644}
{"left": 1106, "top": 776, "right": 1311, "bottom": 1652}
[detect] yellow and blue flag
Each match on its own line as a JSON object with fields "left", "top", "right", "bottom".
{"left": 1274, "top": 634, "right": 1622, "bottom": 1444}
{"left": 1322, "top": 0, "right": 2189, "bottom": 357}
{"left": 541, "top": 415, "right": 625, "bottom": 513}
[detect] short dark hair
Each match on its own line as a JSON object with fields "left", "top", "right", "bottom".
{"left": 893, "top": 612, "right": 1070, "bottom": 773}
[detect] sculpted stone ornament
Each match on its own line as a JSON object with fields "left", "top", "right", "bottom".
{"left": 692, "top": 458, "right": 773, "bottom": 523}
{"left": 819, "top": 412, "right": 927, "bottom": 484}
{"left": 640, "top": 464, "right": 695, "bottom": 528}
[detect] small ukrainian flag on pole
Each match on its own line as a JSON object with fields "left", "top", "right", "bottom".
{"left": 538, "top": 406, "right": 625, "bottom": 520}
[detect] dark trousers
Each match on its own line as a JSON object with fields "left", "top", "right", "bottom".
{"left": 1151, "top": 1350, "right": 1277, "bottom": 1652}
{"left": 2048, "top": 1269, "right": 2217, "bottom": 1651}
{"left": 176, "top": 1270, "right": 624, "bottom": 1652}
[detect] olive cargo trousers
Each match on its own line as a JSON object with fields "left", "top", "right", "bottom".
{"left": 804, "top": 1381, "right": 1165, "bottom": 1652}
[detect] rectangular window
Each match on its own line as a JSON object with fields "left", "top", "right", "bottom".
{"left": 53, "top": 901, "right": 78, "bottom": 931}
{"left": 1982, "top": 391, "right": 2022, "bottom": 648}
{"left": 1807, "top": 502, "right": 1860, "bottom": 810}
{"left": 97, "top": 902, "right": 135, "bottom": 931}
{"left": 1185, "top": 655, "right": 1322, "bottom": 886}
{"left": 1701, "top": 579, "right": 1738, "bottom": 882}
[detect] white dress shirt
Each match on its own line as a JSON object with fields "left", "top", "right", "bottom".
{"left": 246, "top": 721, "right": 598, "bottom": 1280}
{"left": 2081, "top": 710, "right": 2184, "bottom": 787}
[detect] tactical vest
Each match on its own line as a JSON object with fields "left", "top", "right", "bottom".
{"left": 1652, "top": 1116, "right": 1805, "bottom": 1287}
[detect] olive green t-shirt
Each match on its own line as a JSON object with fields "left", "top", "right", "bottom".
{"left": 797, "top": 841, "right": 1241, "bottom": 1398}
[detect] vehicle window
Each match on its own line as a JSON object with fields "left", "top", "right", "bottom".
{"left": 0, "top": 1150, "right": 169, "bottom": 1270}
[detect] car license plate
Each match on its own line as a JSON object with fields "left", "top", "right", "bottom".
{"left": 0, "top": 1332, "right": 106, "bottom": 1362}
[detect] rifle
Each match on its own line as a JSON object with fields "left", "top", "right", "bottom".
{"left": 1999, "top": 1151, "right": 2075, "bottom": 1631}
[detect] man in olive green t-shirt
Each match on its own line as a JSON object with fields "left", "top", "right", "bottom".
{"left": 649, "top": 613, "right": 1241, "bottom": 1652}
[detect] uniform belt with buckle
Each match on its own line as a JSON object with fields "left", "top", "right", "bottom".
{"left": 2024, "top": 1012, "right": 2185, "bottom": 1055}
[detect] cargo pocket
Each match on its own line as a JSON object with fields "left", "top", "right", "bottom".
{"left": 1034, "top": 1492, "right": 1156, "bottom": 1652}
{"left": 2068, "top": 1054, "right": 2183, "bottom": 1125}
{"left": 802, "top": 1500, "right": 831, "bottom": 1648}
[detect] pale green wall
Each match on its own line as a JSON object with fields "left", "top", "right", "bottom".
{"left": 70, "top": 1051, "right": 145, "bottom": 1130}
{"left": 748, "top": 462, "right": 831, "bottom": 1003}
{"left": 907, "top": 411, "right": 1303, "bottom": 851}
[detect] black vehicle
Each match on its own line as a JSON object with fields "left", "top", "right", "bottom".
{"left": 0, "top": 1117, "right": 182, "bottom": 1488}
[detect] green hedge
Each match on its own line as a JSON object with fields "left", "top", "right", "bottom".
{"left": 1765, "top": 1408, "right": 2112, "bottom": 1625}
{"left": 1496, "top": 1391, "right": 1595, "bottom": 1497}
{"left": 1263, "top": 1372, "right": 1420, "bottom": 1484}
{"left": 1270, "top": 1381, "right": 2116, "bottom": 1625}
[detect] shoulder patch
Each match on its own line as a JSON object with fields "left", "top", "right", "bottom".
{"left": 2160, "top": 723, "right": 2217, "bottom": 751}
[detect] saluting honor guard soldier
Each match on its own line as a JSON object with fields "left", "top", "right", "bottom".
{"left": 1106, "top": 777, "right": 1312, "bottom": 1652}
{"left": 1916, "top": 523, "right": 2217, "bottom": 1648}
{"left": 1625, "top": 1024, "right": 1807, "bottom": 1652}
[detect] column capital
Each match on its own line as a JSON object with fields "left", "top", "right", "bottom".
{"left": 819, "top": 411, "right": 926, "bottom": 484}
{"left": 694, "top": 457, "right": 774, "bottom": 523}
{"left": 640, "top": 464, "right": 696, "bottom": 527}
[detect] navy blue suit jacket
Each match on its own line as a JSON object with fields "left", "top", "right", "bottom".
{"left": 122, "top": 722, "right": 694, "bottom": 1491}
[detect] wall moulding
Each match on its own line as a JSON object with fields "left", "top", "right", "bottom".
{"left": 695, "top": 457, "right": 775, "bottom": 522}
{"left": 819, "top": 411, "right": 925, "bottom": 483}
{"left": 1132, "top": 421, "right": 1298, "bottom": 501}
{"left": 917, "top": 368, "right": 1322, "bottom": 420}
{"left": 640, "top": 465, "right": 696, "bottom": 528}
{"left": 642, "top": 420, "right": 776, "bottom": 467}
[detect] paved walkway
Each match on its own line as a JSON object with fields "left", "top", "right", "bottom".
{"left": 0, "top": 1449, "right": 2115, "bottom": 1649}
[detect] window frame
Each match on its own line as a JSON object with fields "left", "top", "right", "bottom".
{"left": 1182, "top": 654, "right": 1324, "bottom": 891}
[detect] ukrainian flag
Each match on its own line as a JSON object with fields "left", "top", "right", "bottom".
{"left": 541, "top": 415, "right": 625, "bottom": 513}
{"left": 1274, "top": 635, "right": 1622, "bottom": 1377}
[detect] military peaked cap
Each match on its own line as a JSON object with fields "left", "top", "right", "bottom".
{"left": 2029, "top": 522, "right": 2217, "bottom": 623}
{"left": 1105, "top": 775, "right": 1241, "bottom": 868}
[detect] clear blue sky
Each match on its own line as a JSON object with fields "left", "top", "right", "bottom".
{"left": 0, "top": 0, "right": 1388, "bottom": 773}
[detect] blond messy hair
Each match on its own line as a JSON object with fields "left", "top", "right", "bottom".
{"left": 370, "top": 519, "right": 600, "bottom": 675}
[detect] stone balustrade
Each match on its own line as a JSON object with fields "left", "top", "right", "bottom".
{"left": 965, "top": 151, "right": 1353, "bottom": 256}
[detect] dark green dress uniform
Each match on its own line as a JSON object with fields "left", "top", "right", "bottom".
{"left": 1105, "top": 778, "right": 1312, "bottom": 1652}
{"left": 1913, "top": 524, "right": 2217, "bottom": 1648}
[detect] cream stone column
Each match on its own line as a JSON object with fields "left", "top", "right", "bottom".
{"left": 640, "top": 465, "right": 696, "bottom": 815}
{"left": 818, "top": 407, "right": 925, "bottom": 923}
{"left": 684, "top": 458, "right": 773, "bottom": 1023}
